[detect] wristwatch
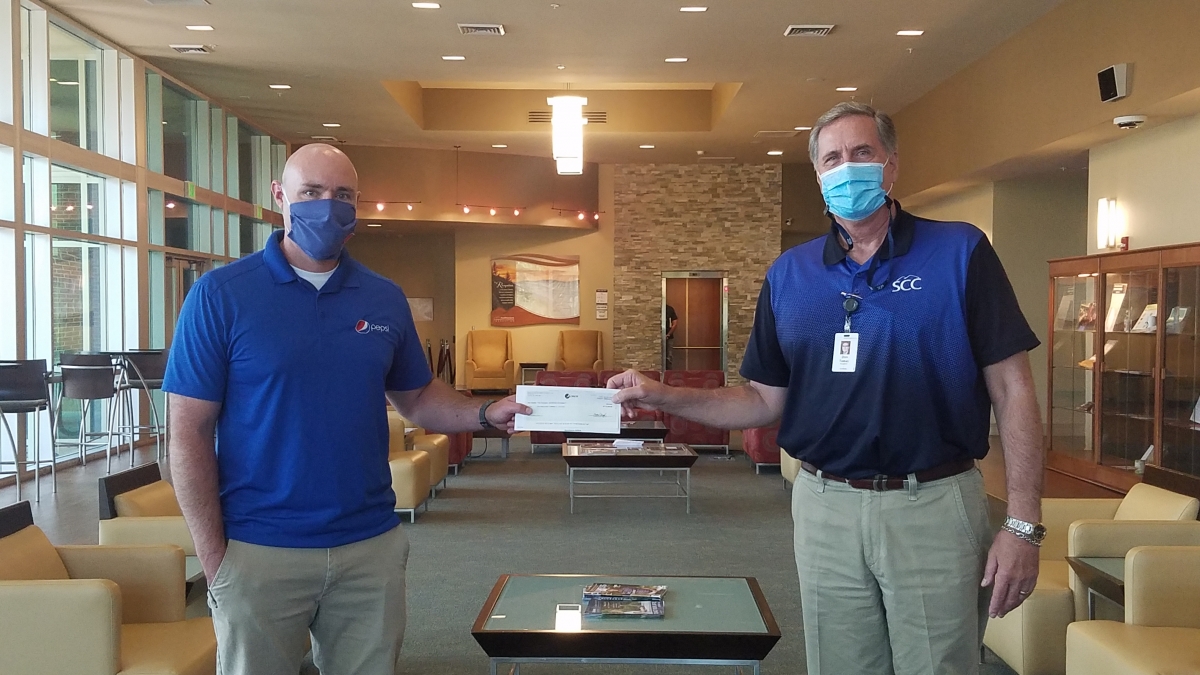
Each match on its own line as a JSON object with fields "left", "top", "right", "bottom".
{"left": 478, "top": 400, "right": 497, "bottom": 430}
{"left": 1002, "top": 516, "right": 1047, "bottom": 547}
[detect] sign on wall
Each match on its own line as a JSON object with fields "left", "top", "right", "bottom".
{"left": 490, "top": 254, "right": 580, "bottom": 326}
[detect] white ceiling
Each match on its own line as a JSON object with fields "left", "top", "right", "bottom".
{"left": 46, "top": 0, "right": 1065, "bottom": 164}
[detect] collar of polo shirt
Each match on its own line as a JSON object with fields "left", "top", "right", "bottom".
{"left": 823, "top": 201, "right": 918, "bottom": 267}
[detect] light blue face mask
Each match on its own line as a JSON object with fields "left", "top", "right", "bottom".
{"left": 819, "top": 160, "right": 890, "bottom": 221}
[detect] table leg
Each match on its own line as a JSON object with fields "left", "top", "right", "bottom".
{"left": 489, "top": 658, "right": 497, "bottom": 675}
{"left": 569, "top": 467, "right": 575, "bottom": 514}
{"left": 502, "top": 437, "right": 509, "bottom": 458}
{"left": 686, "top": 468, "right": 691, "bottom": 514}
{"left": 1087, "top": 588, "right": 1097, "bottom": 621}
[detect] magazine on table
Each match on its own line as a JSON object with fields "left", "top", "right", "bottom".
{"left": 582, "top": 583, "right": 667, "bottom": 599}
{"left": 583, "top": 597, "right": 666, "bottom": 618}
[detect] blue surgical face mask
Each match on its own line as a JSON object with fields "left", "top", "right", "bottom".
{"left": 285, "top": 198, "right": 357, "bottom": 261}
{"left": 819, "top": 160, "right": 890, "bottom": 221}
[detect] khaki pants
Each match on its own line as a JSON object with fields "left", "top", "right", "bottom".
{"left": 206, "top": 525, "right": 410, "bottom": 675}
{"left": 792, "top": 466, "right": 993, "bottom": 675}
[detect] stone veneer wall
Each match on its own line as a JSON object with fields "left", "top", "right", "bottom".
{"left": 612, "top": 164, "right": 782, "bottom": 385}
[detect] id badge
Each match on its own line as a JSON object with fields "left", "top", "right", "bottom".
{"left": 832, "top": 333, "right": 859, "bottom": 373}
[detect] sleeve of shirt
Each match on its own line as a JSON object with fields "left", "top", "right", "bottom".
{"left": 739, "top": 278, "right": 791, "bottom": 387}
{"left": 966, "top": 236, "right": 1041, "bottom": 367}
{"left": 385, "top": 291, "right": 434, "bottom": 392}
{"left": 162, "top": 279, "right": 229, "bottom": 403}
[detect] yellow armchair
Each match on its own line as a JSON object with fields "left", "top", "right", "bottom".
{"left": 465, "top": 330, "right": 516, "bottom": 392}
{"left": 984, "top": 483, "right": 1200, "bottom": 675}
{"left": 0, "top": 501, "right": 216, "bottom": 675}
{"left": 554, "top": 329, "right": 603, "bottom": 371}
{"left": 1066, "top": 546, "right": 1200, "bottom": 675}
{"left": 97, "top": 463, "right": 195, "bottom": 556}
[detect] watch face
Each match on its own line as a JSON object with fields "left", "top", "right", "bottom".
{"left": 1032, "top": 524, "right": 1047, "bottom": 540}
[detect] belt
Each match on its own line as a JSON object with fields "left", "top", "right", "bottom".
{"left": 800, "top": 458, "right": 976, "bottom": 491}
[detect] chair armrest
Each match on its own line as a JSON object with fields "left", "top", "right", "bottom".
{"left": 98, "top": 516, "right": 196, "bottom": 556}
{"left": 552, "top": 359, "right": 566, "bottom": 371}
{"left": 1068, "top": 519, "right": 1200, "bottom": 557}
{"left": 55, "top": 544, "right": 186, "bottom": 624}
{"left": 1040, "top": 498, "right": 1122, "bottom": 561}
{"left": 504, "top": 359, "right": 516, "bottom": 383}
{"left": 591, "top": 359, "right": 603, "bottom": 371}
{"left": 0, "top": 579, "right": 121, "bottom": 675}
{"left": 1125, "top": 545, "right": 1200, "bottom": 628}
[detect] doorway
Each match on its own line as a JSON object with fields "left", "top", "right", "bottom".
{"left": 163, "top": 256, "right": 206, "bottom": 347}
{"left": 662, "top": 271, "right": 728, "bottom": 371}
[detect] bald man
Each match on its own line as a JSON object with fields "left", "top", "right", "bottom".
{"left": 164, "top": 144, "right": 529, "bottom": 675}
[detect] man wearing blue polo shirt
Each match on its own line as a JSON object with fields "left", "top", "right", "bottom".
{"left": 164, "top": 143, "right": 528, "bottom": 675}
{"left": 609, "top": 102, "right": 1045, "bottom": 674}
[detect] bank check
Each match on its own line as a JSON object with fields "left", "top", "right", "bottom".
{"left": 513, "top": 385, "right": 620, "bottom": 434}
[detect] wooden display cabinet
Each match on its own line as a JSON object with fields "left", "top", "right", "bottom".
{"left": 1047, "top": 244, "right": 1200, "bottom": 492}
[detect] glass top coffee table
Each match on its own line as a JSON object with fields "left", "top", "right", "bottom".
{"left": 562, "top": 442, "right": 699, "bottom": 513}
{"left": 472, "top": 574, "right": 780, "bottom": 675}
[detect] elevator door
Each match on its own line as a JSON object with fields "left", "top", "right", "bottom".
{"left": 663, "top": 272, "right": 727, "bottom": 371}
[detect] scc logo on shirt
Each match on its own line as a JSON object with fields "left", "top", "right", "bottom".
{"left": 354, "top": 320, "right": 390, "bottom": 334}
{"left": 892, "top": 275, "right": 923, "bottom": 292}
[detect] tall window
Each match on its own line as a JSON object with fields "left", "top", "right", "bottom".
{"left": 51, "top": 164, "right": 107, "bottom": 236}
{"left": 147, "top": 73, "right": 216, "bottom": 187}
{"left": 48, "top": 23, "right": 105, "bottom": 153}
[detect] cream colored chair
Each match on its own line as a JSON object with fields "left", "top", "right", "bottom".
{"left": 389, "top": 450, "right": 430, "bottom": 522}
{"left": 554, "top": 330, "right": 604, "bottom": 371}
{"left": 97, "top": 464, "right": 194, "bottom": 556}
{"left": 780, "top": 452, "right": 801, "bottom": 488}
{"left": 0, "top": 500, "right": 216, "bottom": 675}
{"left": 983, "top": 483, "right": 1200, "bottom": 675}
{"left": 388, "top": 411, "right": 450, "bottom": 496}
{"left": 465, "top": 330, "right": 516, "bottom": 392}
{"left": 1066, "top": 545, "right": 1200, "bottom": 675}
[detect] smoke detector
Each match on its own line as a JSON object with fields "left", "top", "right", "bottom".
{"left": 1113, "top": 115, "right": 1146, "bottom": 129}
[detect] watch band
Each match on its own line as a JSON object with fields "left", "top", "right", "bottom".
{"left": 1002, "top": 517, "right": 1044, "bottom": 547}
{"left": 478, "top": 400, "right": 497, "bottom": 429}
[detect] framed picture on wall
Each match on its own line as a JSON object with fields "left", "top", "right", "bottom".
{"left": 490, "top": 254, "right": 581, "bottom": 326}
{"left": 408, "top": 297, "right": 434, "bottom": 322}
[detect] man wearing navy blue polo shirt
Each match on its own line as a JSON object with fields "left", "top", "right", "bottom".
{"left": 610, "top": 102, "right": 1045, "bottom": 674}
{"left": 164, "top": 143, "right": 528, "bottom": 675}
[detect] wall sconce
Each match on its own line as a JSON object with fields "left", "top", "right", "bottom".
{"left": 1097, "top": 198, "right": 1121, "bottom": 249}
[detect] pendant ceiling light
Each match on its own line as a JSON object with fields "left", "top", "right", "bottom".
{"left": 548, "top": 95, "right": 587, "bottom": 175}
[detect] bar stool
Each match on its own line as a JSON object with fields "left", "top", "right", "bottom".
{"left": 55, "top": 353, "right": 123, "bottom": 473}
{"left": 0, "top": 360, "right": 55, "bottom": 502}
{"left": 112, "top": 350, "right": 167, "bottom": 462}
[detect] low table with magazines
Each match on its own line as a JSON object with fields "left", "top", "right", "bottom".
{"left": 561, "top": 441, "right": 698, "bottom": 514}
{"left": 472, "top": 574, "right": 781, "bottom": 675}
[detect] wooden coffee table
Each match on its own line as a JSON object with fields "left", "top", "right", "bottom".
{"left": 1067, "top": 556, "right": 1125, "bottom": 619}
{"left": 473, "top": 574, "right": 780, "bottom": 675}
{"left": 562, "top": 441, "right": 698, "bottom": 513}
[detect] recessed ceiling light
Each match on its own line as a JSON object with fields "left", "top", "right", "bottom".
{"left": 665, "top": 57, "right": 688, "bottom": 63}
{"left": 366, "top": 223, "right": 382, "bottom": 227}
{"left": 556, "top": 64, "right": 566, "bottom": 70}
{"left": 836, "top": 86, "right": 858, "bottom": 92}
{"left": 794, "top": 126, "right": 812, "bottom": 131}
{"left": 412, "top": 2, "right": 441, "bottom": 7}
{"left": 443, "top": 55, "right": 466, "bottom": 61}
{"left": 186, "top": 25, "right": 214, "bottom": 31}
{"left": 639, "top": 145, "right": 655, "bottom": 149}
{"left": 492, "top": 144, "right": 508, "bottom": 148}
{"left": 269, "top": 84, "right": 291, "bottom": 89}
{"left": 680, "top": 6, "right": 708, "bottom": 11}
{"left": 767, "top": 150, "right": 784, "bottom": 156}
{"left": 896, "top": 30, "right": 924, "bottom": 36}
{"left": 323, "top": 123, "right": 341, "bottom": 128}
{"left": 57, "top": 81, "right": 79, "bottom": 86}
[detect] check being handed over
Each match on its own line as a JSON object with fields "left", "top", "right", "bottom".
{"left": 513, "top": 385, "right": 621, "bottom": 434}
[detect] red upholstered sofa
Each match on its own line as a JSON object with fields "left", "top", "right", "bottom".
{"left": 529, "top": 370, "right": 600, "bottom": 449}
{"left": 662, "top": 370, "right": 730, "bottom": 451}
{"left": 743, "top": 424, "right": 781, "bottom": 473}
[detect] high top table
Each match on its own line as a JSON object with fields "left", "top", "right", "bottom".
{"left": 473, "top": 574, "right": 781, "bottom": 675}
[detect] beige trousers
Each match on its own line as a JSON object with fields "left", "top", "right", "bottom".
{"left": 792, "top": 466, "right": 993, "bottom": 675}
{"left": 206, "top": 525, "right": 410, "bottom": 675}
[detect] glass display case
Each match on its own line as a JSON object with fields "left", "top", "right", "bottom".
{"left": 1047, "top": 246, "right": 1200, "bottom": 492}
{"left": 1048, "top": 271, "right": 1097, "bottom": 461}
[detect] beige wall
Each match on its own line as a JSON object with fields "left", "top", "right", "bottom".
{"left": 910, "top": 183, "right": 995, "bottom": 240}
{"left": 345, "top": 231, "right": 456, "bottom": 363}
{"left": 992, "top": 173, "right": 1090, "bottom": 419}
{"left": 453, "top": 166, "right": 616, "bottom": 386}
{"left": 1088, "top": 113, "right": 1200, "bottom": 254}
{"left": 612, "top": 163, "right": 782, "bottom": 384}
